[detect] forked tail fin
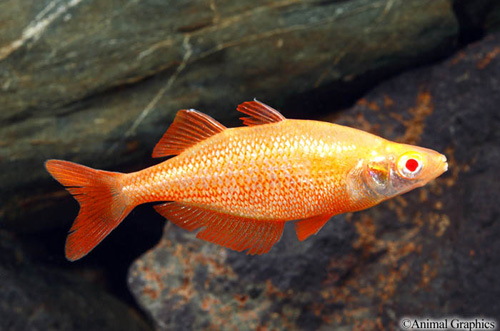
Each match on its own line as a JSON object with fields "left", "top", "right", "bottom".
{"left": 45, "top": 160, "right": 133, "bottom": 261}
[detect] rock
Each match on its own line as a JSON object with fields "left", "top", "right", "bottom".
{"left": 452, "top": 0, "right": 500, "bottom": 42}
{"left": 1, "top": 0, "right": 461, "bottom": 230}
{"left": 0, "top": 230, "right": 151, "bottom": 331}
{"left": 128, "top": 31, "right": 500, "bottom": 329}
{"left": 1, "top": 1, "right": 499, "bottom": 329}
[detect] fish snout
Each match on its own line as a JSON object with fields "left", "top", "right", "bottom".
{"left": 441, "top": 154, "right": 448, "bottom": 173}
{"left": 430, "top": 153, "right": 448, "bottom": 179}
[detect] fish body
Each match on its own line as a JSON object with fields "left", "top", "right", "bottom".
{"left": 46, "top": 101, "right": 447, "bottom": 261}
{"left": 127, "top": 120, "right": 374, "bottom": 219}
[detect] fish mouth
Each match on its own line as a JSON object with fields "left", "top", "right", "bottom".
{"left": 425, "top": 153, "right": 448, "bottom": 181}
{"left": 437, "top": 154, "right": 448, "bottom": 176}
{"left": 441, "top": 154, "right": 448, "bottom": 173}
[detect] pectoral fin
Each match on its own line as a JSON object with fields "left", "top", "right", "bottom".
{"left": 295, "top": 214, "right": 332, "bottom": 241}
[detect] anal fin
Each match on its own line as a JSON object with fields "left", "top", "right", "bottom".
{"left": 154, "top": 202, "right": 284, "bottom": 255}
{"left": 295, "top": 214, "right": 332, "bottom": 241}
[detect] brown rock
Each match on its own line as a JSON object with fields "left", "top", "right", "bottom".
{"left": 128, "top": 30, "right": 500, "bottom": 330}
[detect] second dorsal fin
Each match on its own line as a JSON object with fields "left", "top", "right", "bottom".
{"left": 237, "top": 100, "right": 286, "bottom": 126}
{"left": 152, "top": 109, "right": 226, "bottom": 158}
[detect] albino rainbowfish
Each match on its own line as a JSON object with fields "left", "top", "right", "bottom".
{"left": 45, "top": 101, "right": 448, "bottom": 261}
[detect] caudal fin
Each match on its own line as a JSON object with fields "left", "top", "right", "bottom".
{"left": 45, "top": 160, "right": 132, "bottom": 261}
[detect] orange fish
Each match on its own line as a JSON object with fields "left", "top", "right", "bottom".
{"left": 45, "top": 101, "right": 448, "bottom": 261}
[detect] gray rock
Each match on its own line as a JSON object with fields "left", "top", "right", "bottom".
{"left": 1, "top": 1, "right": 499, "bottom": 330}
{"left": 453, "top": 0, "right": 500, "bottom": 40}
{"left": 128, "top": 30, "right": 500, "bottom": 329}
{"left": 0, "top": 230, "right": 151, "bottom": 331}
{"left": 1, "top": 0, "right": 460, "bottom": 230}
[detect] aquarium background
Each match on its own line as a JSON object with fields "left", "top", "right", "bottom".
{"left": 1, "top": 0, "right": 499, "bottom": 329}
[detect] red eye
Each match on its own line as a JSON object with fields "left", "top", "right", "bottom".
{"left": 398, "top": 153, "right": 423, "bottom": 178}
{"left": 405, "top": 158, "right": 419, "bottom": 172}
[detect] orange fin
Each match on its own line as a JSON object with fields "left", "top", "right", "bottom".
{"left": 152, "top": 109, "right": 226, "bottom": 158}
{"left": 295, "top": 214, "right": 331, "bottom": 241}
{"left": 154, "top": 202, "right": 284, "bottom": 255}
{"left": 237, "top": 100, "right": 286, "bottom": 126}
{"left": 45, "top": 160, "right": 133, "bottom": 261}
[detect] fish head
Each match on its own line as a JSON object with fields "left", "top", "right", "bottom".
{"left": 360, "top": 142, "right": 448, "bottom": 200}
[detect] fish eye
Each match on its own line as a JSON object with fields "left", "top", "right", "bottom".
{"left": 397, "top": 152, "right": 423, "bottom": 179}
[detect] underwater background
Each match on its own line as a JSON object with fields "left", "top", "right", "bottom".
{"left": 1, "top": 0, "right": 499, "bottom": 329}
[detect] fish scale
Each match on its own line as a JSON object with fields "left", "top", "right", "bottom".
{"left": 45, "top": 100, "right": 447, "bottom": 260}
{"left": 125, "top": 120, "right": 361, "bottom": 220}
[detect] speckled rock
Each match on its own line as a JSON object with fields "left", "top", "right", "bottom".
{"left": 128, "top": 31, "right": 500, "bottom": 330}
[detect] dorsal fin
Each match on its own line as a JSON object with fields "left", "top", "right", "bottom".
{"left": 237, "top": 100, "right": 286, "bottom": 126}
{"left": 154, "top": 202, "right": 285, "bottom": 255}
{"left": 295, "top": 214, "right": 331, "bottom": 241}
{"left": 152, "top": 109, "right": 226, "bottom": 158}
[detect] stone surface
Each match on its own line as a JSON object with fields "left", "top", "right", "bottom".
{"left": 128, "top": 31, "right": 500, "bottom": 330}
{"left": 1, "top": 1, "right": 500, "bottom": 330}
{"left": 1, "top": 0, "right": 460, "bottom": 230}
{"left": 0, "top": 230, "right": 151, "bottom": 331}
{"left": 452, "top": 0, "right": 500, "bottom": 42}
